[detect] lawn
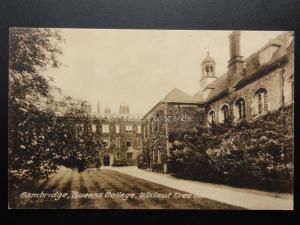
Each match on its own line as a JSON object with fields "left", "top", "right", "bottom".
{"left": 9, "top": 167, "right": 243, "bottom": 209}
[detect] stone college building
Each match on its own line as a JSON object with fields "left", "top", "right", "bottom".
{"left": 142, "top": 31, "right": 294, "bottom": 173}
{"left": 95, "top": 104, "right": 143, "bottom": 166}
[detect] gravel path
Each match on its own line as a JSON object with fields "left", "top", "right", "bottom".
{"left": 106, "top": 166, "right": 293, "bottom": 210}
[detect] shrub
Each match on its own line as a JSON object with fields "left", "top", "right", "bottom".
{"left": 137, "top": 150, "right": 149, "bottom": 170}
{"left": 168, "top": 104, "right": 294, "bottom": 192}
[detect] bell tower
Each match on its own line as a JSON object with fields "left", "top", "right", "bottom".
{"left": 200, "top": 51, "right": 217, "bottom": 91}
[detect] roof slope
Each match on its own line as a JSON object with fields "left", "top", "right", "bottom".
{"left": 161, "top": 88, "right": 199, "bottom": 103}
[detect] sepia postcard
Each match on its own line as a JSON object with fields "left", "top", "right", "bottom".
{"left": 8, "top": 28, "right": 294, "bottom": 209}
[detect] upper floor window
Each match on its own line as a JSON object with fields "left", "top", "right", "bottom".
{"left": 102, "top": 138, "right": 110, "bottom": 148}
{"left": 207, "top": 110, "right": 216, "bottom": 126}
{"left": 125, "top": 125, "right": 133, "bottom": 132}
{"left": 234, "top": 97, "right": 246, "bottom": 120}
{"left": 115, "top": 125, "right": 120, "bottom": 134}
{"left": 91, "top": 124, "right": 97, "bottom": 133}
{"left": 102, "top": 124, "right": 110, "bottom": 133}
{"left": 116, "top": 137, "right": 121, "bottom": 148}
{"left": 151, "top": 119, "right": 155, "bottom": 133}
{"left": 137, "top": 125, "right": 141, "bottom": 134}
{"left": 219, "top": 104, "right": 229, "bottom": 123}
{"left": 253, "top": 88, "right": 268, "bottom": 116}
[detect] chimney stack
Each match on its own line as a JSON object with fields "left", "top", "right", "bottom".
{"left": 228, "top": 31, "right": 244, "bottom": 86}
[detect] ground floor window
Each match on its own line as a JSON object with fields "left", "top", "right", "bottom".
{"left": 234, "top": 97, "right": 246, "bottom": 120}
{"left": 116, "top": 152, "right": 120, "bottom": 160}
{"left": 207, "top": 110, "right": 216, "bottom": 126}
{"left": 253, "top": 88, "right": 268, "bottom": 115}
{"left": 219, "top": 104, "right": 229, "bottom": 123}
{"left": 127, "top": 153, "right": 133, "bottom": 160}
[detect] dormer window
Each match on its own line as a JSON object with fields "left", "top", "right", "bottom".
{"left": 287, "top": 32, "right": 294, "bottom": 47}
{"left": 258, "top": 45, "right": 279, "bottom": 65}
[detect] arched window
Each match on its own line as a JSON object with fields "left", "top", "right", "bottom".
{"left": 253, "top": 88, "right": 268, "bottom": 115}
{"left": 234, "top": 97, "right": 246, "bottom": 120}
{"left": 208, "top": 110, "right": 216, "bottom": 126}
{"left": 219, "top": 104, "right": 229, "bottom": 123}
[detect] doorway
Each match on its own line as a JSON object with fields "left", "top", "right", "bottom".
{"left": 103, "top": 154, "right": 110, "bottom": 166}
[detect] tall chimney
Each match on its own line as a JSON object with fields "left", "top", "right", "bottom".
{"left": 228, "top": 31, "right": 244, "bottom": 86}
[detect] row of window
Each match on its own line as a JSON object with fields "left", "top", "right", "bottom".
{"left": 208, "top": 74, "right": 294, "bottom": 125}
{"left": 97, "top": 124, "right": 142, "bottom": 134}
{"left": 102, "top": 137, "right": 142, "bottom": 149}
{"left": 115, "top": 152, "right": 133, "bottom": 160}
{"left": 208, "top": 88, "right": 269, "bottom": 124}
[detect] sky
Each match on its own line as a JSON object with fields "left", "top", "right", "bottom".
{"left": 45, "top": 29, "right": 283, "bottom": 115}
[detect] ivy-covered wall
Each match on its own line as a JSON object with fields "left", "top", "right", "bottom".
{"left": 98, "top": 116, "right": 142, "bottom": 166}
{"left": 168, "top": 104, "right": 294, "bottom": 192}
{"left": 141, "top": 102, "right": 205, "bottom": 173}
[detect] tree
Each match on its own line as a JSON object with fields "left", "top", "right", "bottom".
{"left": 9, "top": 28, "right": 64, "bottom": 182}
{"left": 8, "top": 28, "right": 102, "bottom": 184}
{"left": 9, "top": 28, "right": 63, "bottom": 106}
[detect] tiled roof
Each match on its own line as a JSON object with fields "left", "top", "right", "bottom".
{"left": 202, "top": 32, "right": 291, "bottom": 102}
{"left": 161, "top": 88, "right": 199, "bottom": 103}
{"left": 202, "top": 53, "right": 216, "bottom": 64}
{"left": 204, "top": 72, "right": 230, "bottom": 101}
{"left": 143, "top": 32, "right": 293, "bottom": 118}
